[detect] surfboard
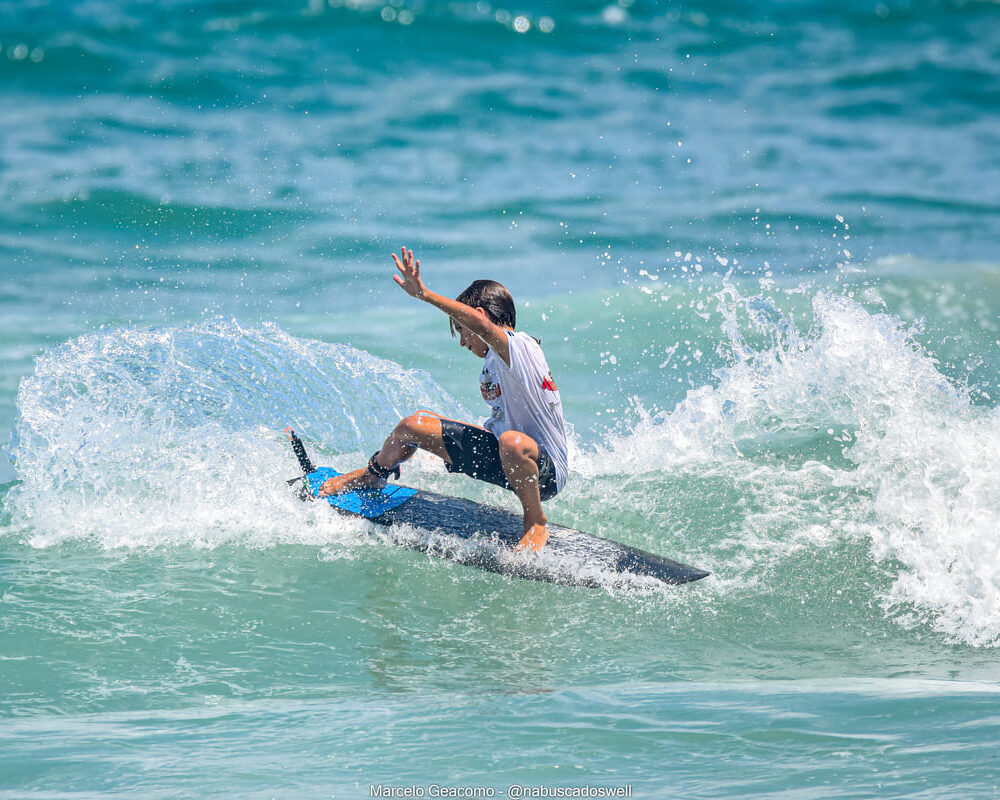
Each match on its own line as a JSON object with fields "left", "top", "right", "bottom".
{"left": 285, "top": 429, "right": 709, "bottom": 588}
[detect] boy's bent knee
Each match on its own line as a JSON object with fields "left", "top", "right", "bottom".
{"left": 498, "top": 430, "right": 537, "bottom": 460}
{"left": 397, "top": 411, "right": 443, "bottom": 441}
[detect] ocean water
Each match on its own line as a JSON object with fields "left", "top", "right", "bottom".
{"left": 3, "top": 0, "right": 1000, "bottom": 796}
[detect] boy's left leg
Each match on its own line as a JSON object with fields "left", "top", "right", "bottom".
{"left": 318, "top": 411, "right": 450, "bottom": 497}
{"left": 496, "top": 430, "right": 549, "bottom": 553}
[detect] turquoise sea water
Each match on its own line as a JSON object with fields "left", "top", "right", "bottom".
{"left": 3, "top": 0, "right": 1000, "bottom": 796}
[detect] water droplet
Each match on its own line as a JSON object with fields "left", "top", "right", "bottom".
{"left": 602, "top": 5, "right": 626, "bottom": 24}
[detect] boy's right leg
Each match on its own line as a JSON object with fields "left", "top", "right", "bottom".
{"left": 496, "top": 429, "right": 550, "bottom": 552}
{"left": 318, "top": 411, "right": 451, "bottom": 496}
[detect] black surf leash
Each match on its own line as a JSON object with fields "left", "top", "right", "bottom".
{"left": 284, "top": 426, "right": 316, "bottom": 500}
{"left": 285, "top": 426, "right": 316, "bottom": 475}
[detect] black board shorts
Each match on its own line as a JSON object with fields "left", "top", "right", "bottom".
{"left": 440, "top": 419, "right": 559, "bottom": 501}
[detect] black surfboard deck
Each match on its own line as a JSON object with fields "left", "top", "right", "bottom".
{"left": 285, "top": 430, "right": 709, "bottom": 588}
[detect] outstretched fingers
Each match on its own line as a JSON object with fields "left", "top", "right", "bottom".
{"left": 391, "top": 248, "right": 407, "bottom": 287}
{"left": 392, "top": 257, "right": 404, "bottom": 287}
{"left": 392, "top": 247, "right": 413, "bottom": 274}
{"left": 390, "top": 245, "right": 426, "bottom": 297}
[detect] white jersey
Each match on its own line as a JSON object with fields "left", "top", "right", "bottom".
{"left": 479, "top": 330, "right": 569, "bottom": 492}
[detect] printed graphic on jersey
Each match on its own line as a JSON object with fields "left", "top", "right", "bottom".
{"left": 480, "top": 366, "right": 502, "bottom": 402}
{"left": 541, "top": 371, "right": 558, "bottom": 392}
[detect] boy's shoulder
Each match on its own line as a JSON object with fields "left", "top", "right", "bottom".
{"left": 509, "top": 329, "right": 541, "bottom": 345}
{"left": 508, "top": 329, "right": 545, "bottom": 353}
{"left": 506, "top": 330, "right": 551, "bottom": 368}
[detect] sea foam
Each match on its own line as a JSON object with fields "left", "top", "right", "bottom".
{"left": 6, "top": 319, "right": 464, "bottom": 550}
{"left": 576, "top": 287, "right": 1000, "bottom": 646}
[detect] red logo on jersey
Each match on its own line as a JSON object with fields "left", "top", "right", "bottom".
{"left": 541, "top": 373, "right": 558, "bottom": 392}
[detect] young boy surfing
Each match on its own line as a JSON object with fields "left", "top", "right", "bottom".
{"left": 318, "top": 247, "right": 568, "bottom": 553}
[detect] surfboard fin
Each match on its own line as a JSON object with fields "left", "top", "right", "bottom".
{"left": 285, "top": 475, "right": 314, "bottom": 502}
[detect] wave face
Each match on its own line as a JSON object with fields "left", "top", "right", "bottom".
{"left": 7, "top": 288, "right": 1000, "bottom": 647}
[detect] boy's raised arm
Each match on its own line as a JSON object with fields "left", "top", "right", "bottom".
{"left": 391, "top": 246, "right": 510, "bottom": 363}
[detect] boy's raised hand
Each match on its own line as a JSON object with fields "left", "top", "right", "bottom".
{"left": 392, "top": 247, "right": 427, "bottom": 299}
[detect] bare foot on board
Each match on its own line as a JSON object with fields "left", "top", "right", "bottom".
{"left": 514, "top": 523, "right": 550, "bottom": 553}
{"left": 317, "top": 467, "right": 384, "bottom": 497}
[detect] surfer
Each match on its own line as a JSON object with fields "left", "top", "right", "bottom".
{"left": 318, "top": 247, "right": 569, "bottom": 553}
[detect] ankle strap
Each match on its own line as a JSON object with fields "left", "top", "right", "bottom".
{"left": 366, "top": 451, "right": 400, "bottom": 481}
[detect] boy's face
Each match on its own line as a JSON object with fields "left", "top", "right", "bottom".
{"left": 453, "top": 321, "right": 490, "bottom": 359}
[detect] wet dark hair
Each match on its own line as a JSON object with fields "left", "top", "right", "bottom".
{"left": 450, "top": 280, "right": 516, "bottom": 336}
